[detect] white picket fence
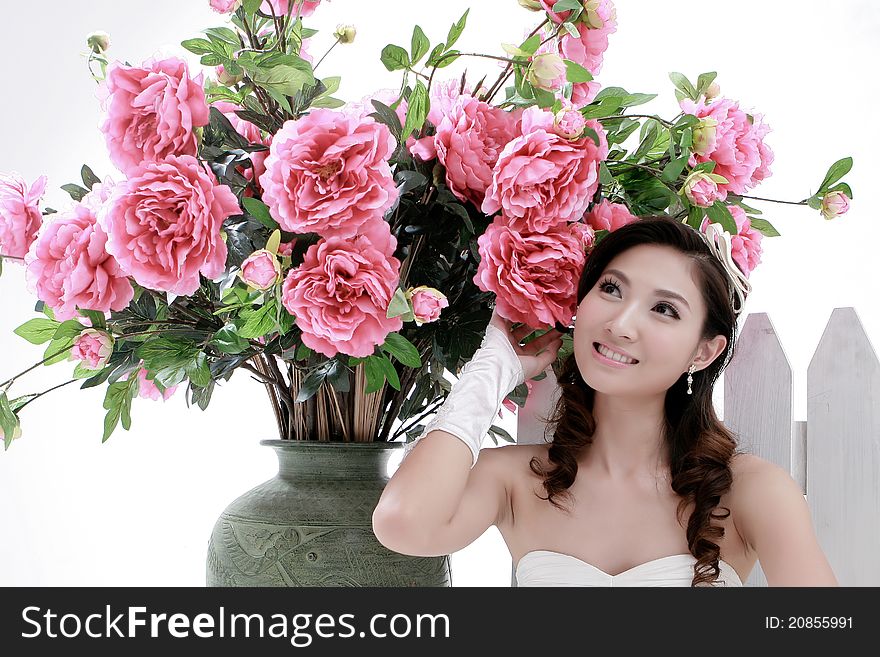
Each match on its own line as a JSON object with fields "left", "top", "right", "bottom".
{"left": 517, "top": 307, "right": 880, "bottom": 587}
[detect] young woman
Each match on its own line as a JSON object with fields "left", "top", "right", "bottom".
{"left": 372, "top": 216, "right": 838, "bottom": 587}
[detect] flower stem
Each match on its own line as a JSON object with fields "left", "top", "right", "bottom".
{"left": 741, "top": 195, "right": 808, "bottom": 207}
{"left": 0, "top": 253, "right": 24, "bottom": 261}
{"left": 313, "top": 38, "right": 340, "bottom": 73}
{"left": 0, "top": 344, "right": 76, "bottom": 391}
{"left": 14, "top": 379, "right": 79, "bottom": 412}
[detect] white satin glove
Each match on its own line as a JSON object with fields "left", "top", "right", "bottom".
{"left": 402, "top": 321, "right": 525, "bottom": 468}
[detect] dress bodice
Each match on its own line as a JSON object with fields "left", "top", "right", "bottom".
{"left": 515, "top": 550, "right": 743, "bottom": 587}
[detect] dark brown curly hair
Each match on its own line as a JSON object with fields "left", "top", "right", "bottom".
{"left": 529, "top": 215, "right": 745, "bottom": 586}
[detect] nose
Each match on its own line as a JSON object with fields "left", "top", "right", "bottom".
{"left": 605, "top": 304, "right": 638, "bottom": 341}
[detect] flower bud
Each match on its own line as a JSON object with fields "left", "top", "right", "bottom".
{"left": 527, "top": 53, "right": 567, "bottom": 92}
{"left": 691, "top": 116, "right": 719, "bottom": 157}
{"left": 334, "top": 24, "right": 357, "bottom": 44}
{"left": 239, "top": 249, "right": 282, "bottom": 290}
{"left": 518, "top": 0, "right": 544, "bottom": 10}
{"left": 682, "top": 171, "right": 722, "bottom": 208}
{"left": 86, "top": 31, "right": 111, "bottom": 54}
{"left": 554, "top": 103, "right": 587, "bottom": 139}
{"left": 820, "top": 191, "right": 850, "bottom": 220}
{"left": 216, "top": 64, "right": 243, "bottom": 86}
{"left": 582, "top": 0, "right": 606, "bottom": 29}
{"left": 70, "top": 328, "right": 115, "bottom": 370}
{"left": 405, "top": 286, "right": 449, "bottom": 326}
{"left": 704, "top": 82, "right": 721, "bottom": 100}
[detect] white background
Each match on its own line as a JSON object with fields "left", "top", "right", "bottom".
{"left": 0, "top": 0, "right": 876, "bottom": 586}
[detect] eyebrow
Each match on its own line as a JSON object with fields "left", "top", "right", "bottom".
{"left": 603, "top": 269, "right": 691, "bottom": 311}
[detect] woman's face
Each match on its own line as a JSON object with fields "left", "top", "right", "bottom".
{"left": 573, "top": 244, "right": 725, "bottom": 398}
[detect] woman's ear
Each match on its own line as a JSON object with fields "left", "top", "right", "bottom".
{"left": 693, "top": 334, "right": 727, "bottom": 371}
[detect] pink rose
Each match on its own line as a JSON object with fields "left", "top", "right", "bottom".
{"left": 101, "top": 154, "right": 239, "bottom": 296}
{"left": 0, "top": 172, "right": 46, "bottom": 259}
{"left": 584, "top": 199, "right": 638, "bottom": 232}
{"left": 482, "top": 106, "right": 608, "bottom": 233}
{"left": 259, "top": 109, "right": 398, "bottom": 240}
{"left": 407, "top": 286, "right": 449, "bottom": 326}
{"left": 121, "top": 365, "right": 178, "bottom": 401}
{"left": 239, "top": 249, "right": 281, "bottom": 290}
{"left": 24, "top": 203, "right": 134, "bottom": 321}
{"left": 281, "top": 221, "right": 402, "bottom": 358}
{"left": 820, "top": 191, "right": 850, "bottom": 220}
{"left": 212, "top": 101, "right": 272, "bottom": 193}
{"left": 260, "top": 0, "right": 324, "bottom": 17}
{"left": 556, "top": 1, "right": 618, "bottom": 76}
{"left": 474, "top": 217, "right": 593, "bottom": 328}
{"left": 210, "top": 0, "right": 241, "bottom": 12}
{"left": 701, "top": 205, "right": 762, "bottom": 277}
{"left": 411, "top": 94, "right": 517, "bottom": 208}
{"left": 682, "top": 171, "right": 723, "bottom": 208}
{"left": 70, "top": 329, "right": 115, "bottom": 370}
{"left": 100, "top": 57, "right": 209, "bottom": 175}
{"left": 680, "top": 97, "right": 774, "bottom": 199}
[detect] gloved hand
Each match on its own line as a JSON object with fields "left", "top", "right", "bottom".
{"left": 402, "top": 306, "right": 564, "bottom": 468}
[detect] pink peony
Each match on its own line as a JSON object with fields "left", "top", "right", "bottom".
{"left": 24, "top": 203, "right": 134, "bottom": 321}
{"left": 259, "top": 109, "right": 398, "bottom": 240}
{"left": 556, "top": 1, "right": 618, "bottom": 76}
{"left": 410, "top": 94, "right": 517, "bottom": 208}
{"left": 212, "top": 101, "right": 272, "bottom": 193}
{"left": 680, "top": 97, "right": 774, "bottom": 199}
{"left": 701, "top": 205, "right": 762, "bottom": 277}
{"left": 345, "top": 88, "right": 408, "bottom": 127}
{"left": 280, "top": 221, "right": 402, "bottom": 358}
{"left": 571, "top": 80, "right": 602, "bottom": 108}
{"left": 100, "top": 154, "right": 239, "bottom": 296}
{"left": 70, "top": 329, "right": 115, "bottom": 370}
{"left": 482, "top": 106, "right": 608, "bottom": 233}
{"left": 100, "top": 57, "right": 209, "bottom": 175}
{"left": 260, "top": 0, "right": 324, "bottom": 17}
{"left": 239, "top": 249, "right": 281, "bottom": 290}
{"left": 820, "top": 191, "right": 850, "bottom": 220}
{"left": 407, "top": 286, "right": 449, "bottom": 326}
{"left": 553, "top": 101, "right": 588, "bottom": 139}
{"left": 121, "top": 365, "right": 178, "bottom": 401}
{"left": 210, "top": 0, "right": 241, "bottom": 12}
{"left": 0, "top": 172, "right": 47, "bottom": 259}
{"left": 474, "top": 217, "right": 593, "bottom": 328}
{"left": 584, "top": 199, "right": 638, "bottom": 232}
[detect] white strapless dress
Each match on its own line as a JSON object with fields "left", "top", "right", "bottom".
{"left": 515, "top": 550, "right": 743, "bottom": 587}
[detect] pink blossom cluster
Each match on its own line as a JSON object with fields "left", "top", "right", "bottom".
{"left": 0, "top": 172, "right": 46, "bottom": 259}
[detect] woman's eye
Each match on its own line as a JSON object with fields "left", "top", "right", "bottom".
{"left": 656, "top": 303, "right": 680, "bottom": 318}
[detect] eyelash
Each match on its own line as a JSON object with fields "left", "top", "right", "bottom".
{"left": 597, "top": 277, "right": 681, "bottom": 319}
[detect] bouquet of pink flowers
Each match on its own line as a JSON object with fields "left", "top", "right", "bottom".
{"left": 0, "top": 0, "right": 852, "bottom": 449}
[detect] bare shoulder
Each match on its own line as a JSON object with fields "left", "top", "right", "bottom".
{"left": 727, "top": 452, "right": 838, "bottom": 585}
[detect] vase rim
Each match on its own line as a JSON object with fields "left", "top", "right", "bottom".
{"left": 260, "top": 439, "right": 404, "bottom": 450}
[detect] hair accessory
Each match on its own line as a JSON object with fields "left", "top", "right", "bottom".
{"left": 686, "top": 363, "right": 696, "bottom": 395}
{"left": 697, "top": 222, "right": 753, "bottom": 316}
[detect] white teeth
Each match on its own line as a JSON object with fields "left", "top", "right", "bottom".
{"left": 597, "top": 344, "right": 636, "bottom": 364}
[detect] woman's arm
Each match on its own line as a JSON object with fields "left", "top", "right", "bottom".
{"left": 733, "top": 454, "right": 839, "bottom": 586}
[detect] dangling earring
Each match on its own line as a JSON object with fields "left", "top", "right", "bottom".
{"left": 687, "top": 364, "right": 697, "bottom": 395}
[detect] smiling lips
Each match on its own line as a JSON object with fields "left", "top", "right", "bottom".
{"left": 593, "top": 342, "right": 639, "bottom": 365}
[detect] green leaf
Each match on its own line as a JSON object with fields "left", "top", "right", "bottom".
{"left": 185, "top": 352, "right": 212, "bottom": 388}
{"left": 61, "top": 183, "right": 89, "bottom": 202}
{"left": 136, "top": 337, "right": 199, "bottom": 371}
{"left": 238, "top": 301, "right": 277, "bottom": 339}
{"left": 380, "top": 332, "right": 422, "bottom": 368}
{"left": 79, "top": 309, "right": 107, "bottom": 330}
{"left": 204, "top": 27, "right": 239, "bottom": 46}
{"left": 696, "top": 71, "right": 717, "bottom": 96}
{"left": 410, "top": 25, "right": 430, "bottom": 65}
{"left": 386, "top": 288, "right": 412, "bottom": 320}
{"left": 748, "top": 217, "right": 781, "bottom": 237}
{"left": 295, "top": 361, "right": 333, "bottom": 402}
{"left": 426, "top": 43, "right": 447, "bottom": 67}
{"left": 564, "top": 59, "right": 593, "bottom": 84}
{"left": 446, "top": 9, "right": 469, "bottom": 51}
{"left": 362, "top": 356, "right": 385, "bottom": 394}
{"left": 375, "top": 354, "right": 401, "bottom": 391}
{"left": 705, "top": 201, "right": 737, "bottom": 235}
{"left": 252, "top": 61, "right": 315, "bottom": 98}
{"left": 369, "top": 99, "right": 403, "bottom": 142}
{"left": 0, "top": 391, "right": 20, "bottom": 450}
{"left": 380, "top": 44, "right": 410, "bottom": 71}
{"left": 826, "top": 181, "right": 853, "bottom": 199}
{"left": 661, "top": 156, "right": 688, "bottom": 183}
{"left": 818, "top": 157, "right": 853, "bottom": 192}
{"left": 433, "top": 50, "right": 460, "bottom": 69}
{"left": 668, "top": 72, "right": 697, "bottom": 100}
{"left": 14, "top": 318, "right": 60, "bottom": 345}
{"left": 80, "top": 164, "right": 101, "bottom": 189}
{"left": 181, "top": 38, "right": 216, "bottom": 56}
{"left": 686, "top": 204, "right": 705, "bottom": 231}
{"left": 243, "top": 0, "right": 262, "bottom": 14}
{"left": 241, "top": 197, "right": 279, "bottom": 230}
{"left": 520, "top": 34, "right": 541, "bottom": 56}
{"left": 402, "top": 79, "right": 430, "bottom": 139}
{"left": 553, "top": 0, "right": 584, "bottom": 10}
{"left": 101, "top": 376, "right": 137, "bottom": 443}
{"left": 54, "top": 319, "right": 86, "bottom": 341}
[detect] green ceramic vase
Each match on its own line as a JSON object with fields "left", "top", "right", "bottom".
{"left": 206, "top": 439, "right": 451, "bottom": 586}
